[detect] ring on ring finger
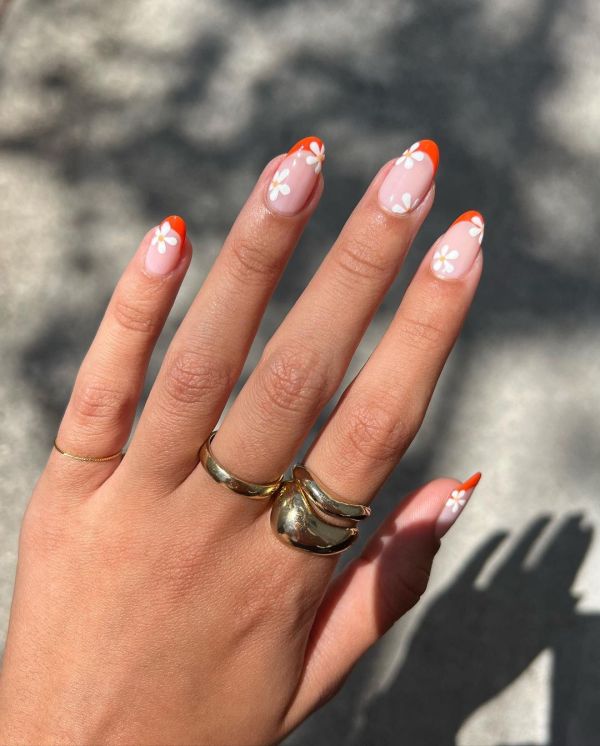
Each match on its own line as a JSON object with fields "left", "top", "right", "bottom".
{"left": 198, "top": 430, "right": 285, "bottom": 499}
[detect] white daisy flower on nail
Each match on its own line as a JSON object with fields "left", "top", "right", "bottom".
{"left": 446, "top": 489, "right": 467, "bottom": 513}
{"left": 151, "top": 220, "right": 179, "bottom": 254}
{"left": 391, "top": 192, "right": 420, "bottom": 214}
{"left": 269, "top": 169, "right": 291, "bottom": 201}
{"left": 468, "top": 215, "right": 485, "bottom": 244}
{"left": 433, "top": 244, "right": 460, "bottom": 274}
{"left": 396, "top": 141, "right": 425, "bottom": 170}
{"left": 305, "top": 141, "right": 325, "bottom": 174}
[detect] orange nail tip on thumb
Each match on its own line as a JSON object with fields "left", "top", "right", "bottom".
{"left": 434, "top": 471, "right": 482, "bottom": 540}
{"left": 460, "top": 472, "right": 482, "bottom": 491}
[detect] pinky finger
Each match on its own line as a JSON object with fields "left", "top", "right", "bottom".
{"left": 284, "top": 474, "right": 481, "bottom": 727}
{"left": 47, "top": 216, "right": 191, "bottom": 493}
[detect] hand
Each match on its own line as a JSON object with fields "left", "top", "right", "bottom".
{"left": 0, "top": 137, "right": 484, "bottom": 745}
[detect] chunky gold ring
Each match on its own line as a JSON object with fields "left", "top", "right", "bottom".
{"left": 292, "top": 464, "right": 371, "bottom": 521}
{"left": 270, "top": 480, "right": 358, "bottom": 555}
{"left": 198, "top": 430, "right": 284, "bottom": 499}
{"left": 53, "top": 440, "right": 125, "bottom": 463}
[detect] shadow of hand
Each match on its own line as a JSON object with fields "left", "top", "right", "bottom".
{"left": 357, "top": 515, "right": 592, "bottom": 746}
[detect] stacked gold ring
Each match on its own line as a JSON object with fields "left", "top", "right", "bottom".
{"left": 271, "top": 465, "right": 371, "bottom": 555}
{"left": 292, "top": 465, "right": 371, "bottom": 521}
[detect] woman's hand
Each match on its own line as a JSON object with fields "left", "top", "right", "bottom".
{"left": 0, "top": 137, "right": 483, "bottom": 745}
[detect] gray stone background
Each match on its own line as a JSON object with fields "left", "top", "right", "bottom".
{"left": 1, "top": 0, "right": 599, "bottom": 744}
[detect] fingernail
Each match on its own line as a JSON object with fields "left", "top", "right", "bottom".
{"left": 378, "top": 139, "right": 439, "bottom": 215}
{"left": 267, "top": 136, "right": 325, "bottom": 216}
{"left": 435, "top": 472, "right": 481, "bottom": 539}
{"left": 145, "top": 215, "right": 186, "bottom": 276}
{"left": 430, "top": 211, "right": 484, "bottom": 279}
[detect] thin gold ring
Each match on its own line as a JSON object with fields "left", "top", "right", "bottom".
{"left": 53, "top": 440, "right": 125, "bottom": 463}
{"left": 198, "top": 430, "right": 284, "bottom": 499}
{"left": 292, "top": 464, "right": 371, "bottom": 520}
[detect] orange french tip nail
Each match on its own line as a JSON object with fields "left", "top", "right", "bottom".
{"left": 418, "top": 139, "right": 440, "bottom": 173}
{"left": 165, "top": 215, "right": 187, "bottom": 244}
{"left": 460, "top": 472, "right": 482, "bottom": 491}
{"left": 288, "top": 135, "right": 325, "bottom": 156}
{"left": 452, "top": 210, "right": 484, "bottom": 227}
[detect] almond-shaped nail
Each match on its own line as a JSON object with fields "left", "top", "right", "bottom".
{"left": 267, "top": 136, "right": 325, "bottom": 216}
{"left": 435, "top": 472, "right": 482, "bottom": 539}
{"left": 378, "top": 139, "right": 439, "bottom": 215}
{"left": 145, "top": 215, "right": 186, "bottom": 276}
{"left": 430, "top": 211, "right": 484, "bottom": 279}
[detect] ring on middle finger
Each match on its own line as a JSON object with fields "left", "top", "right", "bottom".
{"left": 270, "top": 464, "right": 372, "bottom": 555}
{"left": 270, "top": 480, "right": 359, "bottom": 555}
{"left": 292, "top": 464, "right": 371, "bottom": 521}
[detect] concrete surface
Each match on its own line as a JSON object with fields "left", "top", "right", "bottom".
{"left": 1, "top": 0, "right": 600, "bottom": 744}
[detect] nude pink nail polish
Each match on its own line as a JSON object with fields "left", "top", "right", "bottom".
{"left": 378, "top": 139, "right": 439, "bottom": 215}
{"left": 430, "top": 211, "right": 484, "bottom": 279}
{"left": 267, "top": 136, "right": 325, "bottom": 216}
{"left": 435, "top": 472, "right": 481, "bottom": 539}
{"left": 145, "top": 215, "right": 186, "bottom": 276}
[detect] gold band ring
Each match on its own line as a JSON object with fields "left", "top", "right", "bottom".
{"left": 270, "top": 466, "right": 371, "bottom": 555}
{"left": 53, "top": 440, "right": 125, "bottom": 463}
{"left": 292, "top": 464, "right": 371, "bottom": 521}
{"left": 198, "top": 430, "right": 284, "bottom": 499}
{"left": 270, "top": 480, "right": 358, "bottom": 555}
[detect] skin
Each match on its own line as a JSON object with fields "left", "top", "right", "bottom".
{"left": 0, "top": 151, "right": 482, "bottom": 745}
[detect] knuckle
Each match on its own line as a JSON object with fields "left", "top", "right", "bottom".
{"left": 226, "top": 230, "right": 283, "bottom": 286}
{"left": 333, "top": 231, "right": 390, "bottom": 283}
{"left": 344, "top": 398, "right": 414, "bottom": 465}
{"left": 255, "top": 345, "right": 331, "bottom": 417}
{"left": 111, "top": 295, "right": 158, "bottom": 336}
{"left": 70, "top": 375, "right": 134, "bottom": 425}
{"left": 162, "top": 350, "right": 233, "bottom": 409}
{"left": 394, "top": 311, "right": 446, "bottom": 354}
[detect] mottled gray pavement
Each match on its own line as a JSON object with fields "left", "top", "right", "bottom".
{"left": 1, "top": 1, "right": 600, "bottom": 744}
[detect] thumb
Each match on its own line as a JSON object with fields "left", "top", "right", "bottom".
{"left": 284, "top": 474, "right": 481, "bottom": 728}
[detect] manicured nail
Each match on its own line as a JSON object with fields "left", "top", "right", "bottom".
{"left": 145, "top": 215, "right": 186, "bottom": 276}
{"left": 435, "top": 472, "right": 481, "bottom": 539}
{"left": 267, "top": 136, "right": 325, "bottom": 216}
{"left": 430, "top": 211, "right": 484, "bottom": 279}
{"left": 378, "top": 139, "right": 439, "bottom": 215}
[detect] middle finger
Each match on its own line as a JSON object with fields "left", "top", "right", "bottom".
{"left": 202, "top": 140, "right": 439, "bottom": 498}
